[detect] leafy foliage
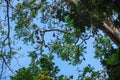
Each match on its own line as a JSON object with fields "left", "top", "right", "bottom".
{"left": 50, "top": 42, "right": 86, "bottom": 65}
{"left": 0, "top": 0, "right": 120, "bottom": 80}
{"left": 10, "top": 54, "right": 73, "bottom": 80}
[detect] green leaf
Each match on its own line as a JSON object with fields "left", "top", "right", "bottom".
{"left": 107, "top": 54, "right": 119, "bottom": 65}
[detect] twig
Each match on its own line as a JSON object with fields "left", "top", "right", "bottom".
{"left": 0, "top": 61, "right": 4, "bottom": 80}
{"left": 80, "top": 35, "right": 92, "bottom": 45}
{"left": 1, "top": 56, "right": 14, "bottom": 74}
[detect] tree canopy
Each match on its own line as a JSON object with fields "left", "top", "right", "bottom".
{"left": 0, "top": 0, "right": 120, "bottom": 80}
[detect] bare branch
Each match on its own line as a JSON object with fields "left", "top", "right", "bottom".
{"left": 31, "top": 28, "right": 71, "bottom": 36}
{"left": 1, "top": 55, "right": 14, "bottom": 74}
{"left": 80, "top": 35, "right": 93, "bottom": 45}
{"left": 41, "top": 28, "right": 71, "bottom": 34}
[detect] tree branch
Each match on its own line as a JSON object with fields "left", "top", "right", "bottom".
{"left": 102, "top": 20, "right": 120, "bottom": 46}
{"left": 0, "top": 0, "right": 13, "bottom": 75}
{"left": 1, "top": 55, "right": 14, "bottom": 74}
{"left": 41, "top": 29, "right": 71, "bottom": 34}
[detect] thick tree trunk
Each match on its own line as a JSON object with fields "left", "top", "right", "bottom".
{"left": 102, "top": 21, "right": 120, "bottom": 46}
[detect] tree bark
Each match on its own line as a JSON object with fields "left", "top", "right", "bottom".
{"left": 102, "top": 21, "right": 120, "bottom": 46}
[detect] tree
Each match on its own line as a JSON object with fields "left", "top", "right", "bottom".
{"left": 53, "top": 0, "right": 120, "bottom": 79}
{"left": 0, "top": 0, "right": 120, "bottom": 80}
